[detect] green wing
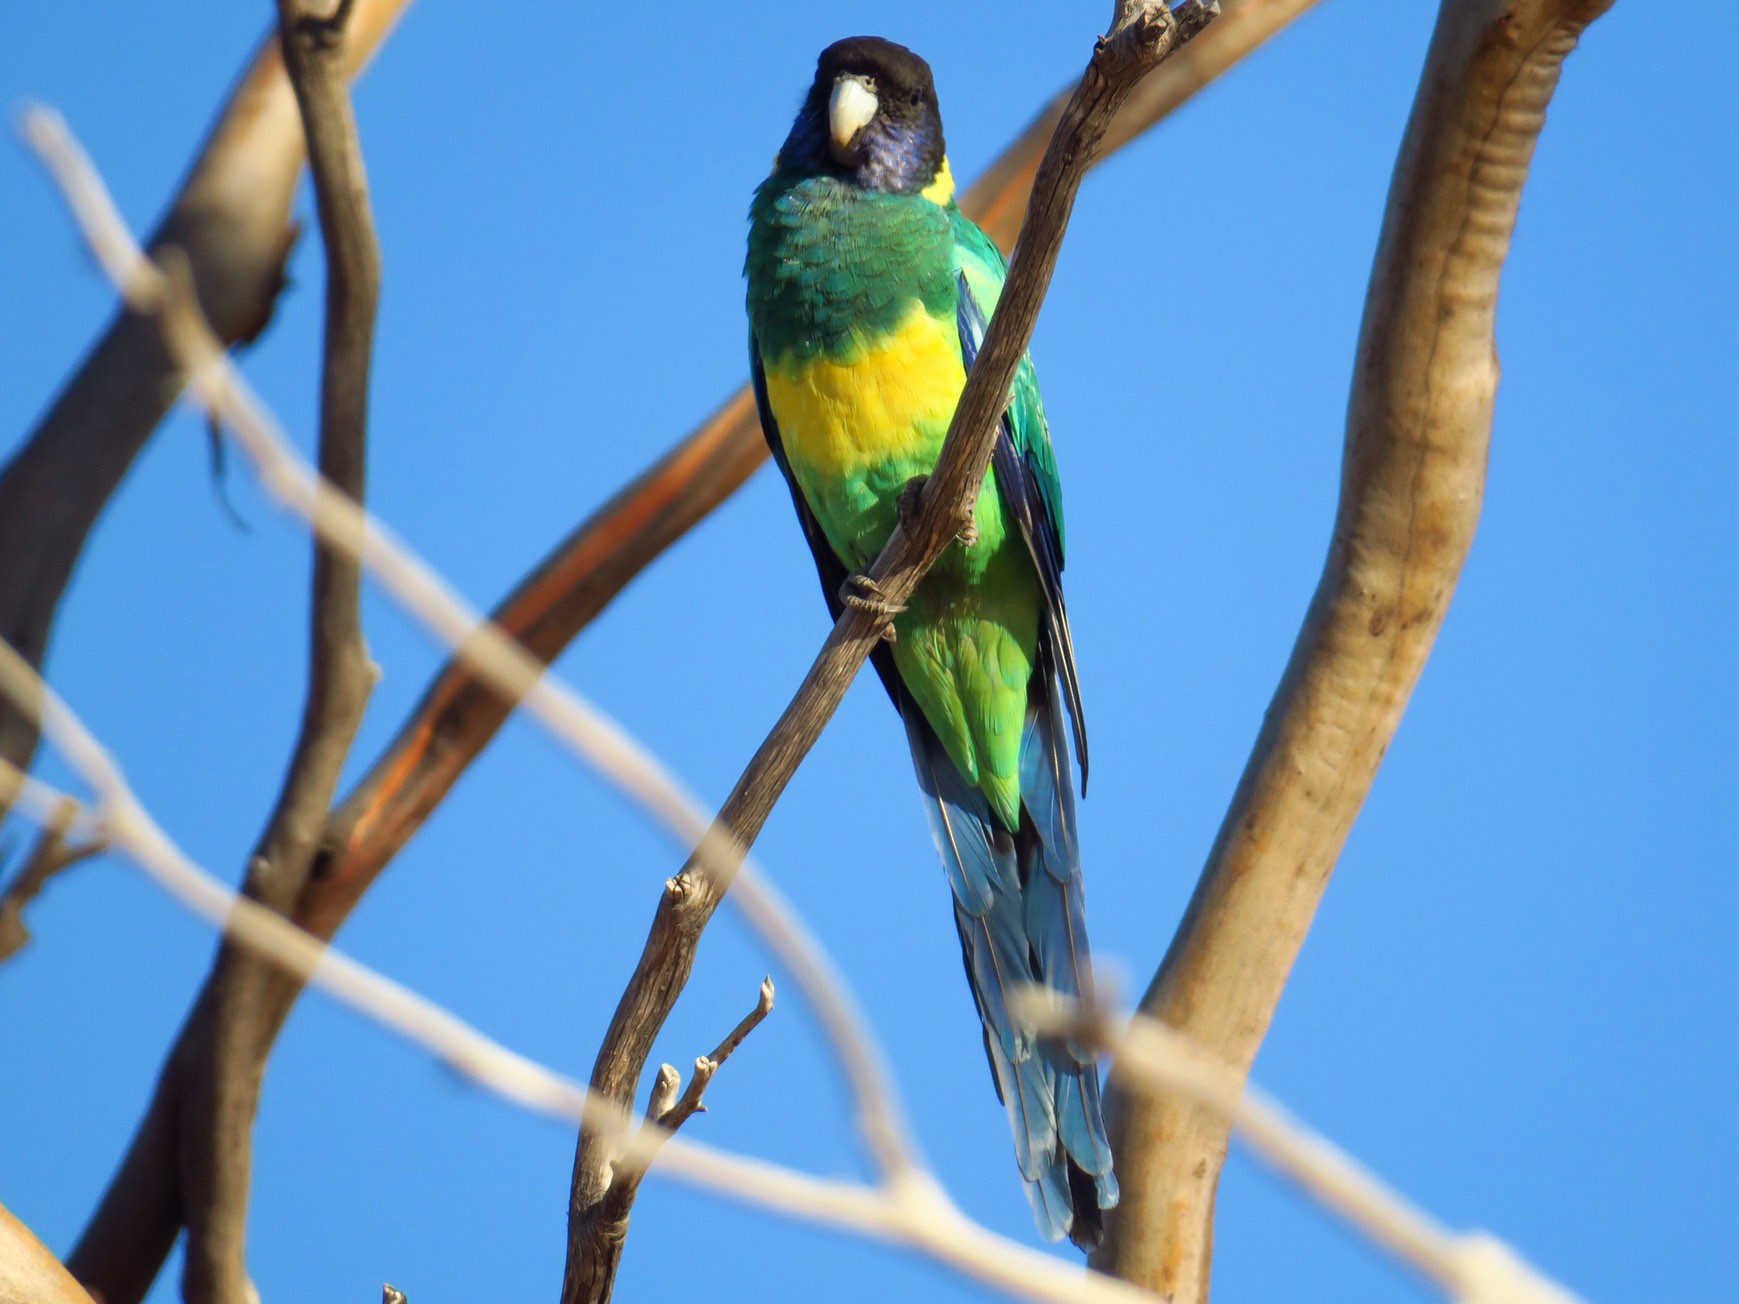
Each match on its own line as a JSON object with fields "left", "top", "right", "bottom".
{"left": 949, "top": 207, "right": 1088, "bottom": 783}
{"left": 949, "top": 211, "right": 1068, "bottom": 559}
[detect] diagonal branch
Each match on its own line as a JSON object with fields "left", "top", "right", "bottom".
{"left": 561, "top": 5, "right": 1221, "bottom": 1301}
{"left": 0, "top": 0, "right": 412, "bottom": 803}
{"left": 1090, "top": 0, "right": 1617, "bottom": 1298}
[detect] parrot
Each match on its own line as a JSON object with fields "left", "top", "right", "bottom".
{"left": 744, "top": 36, "right": 1118, "bottom": 1249}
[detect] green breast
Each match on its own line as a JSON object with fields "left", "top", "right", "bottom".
{"left": 746, "top": 171, "right": 958, "bottom": 367}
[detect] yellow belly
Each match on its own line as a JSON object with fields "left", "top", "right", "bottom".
{"left": 761, "top": 302, "right": 965, "bottom": 484}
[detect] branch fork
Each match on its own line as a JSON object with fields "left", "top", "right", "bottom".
{"left": 591, "top": 979, "right": 777, "bottom": 1226}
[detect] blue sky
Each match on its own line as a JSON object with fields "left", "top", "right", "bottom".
{"left": 2, "top": 2, "right": 1735, "bottom": 1301}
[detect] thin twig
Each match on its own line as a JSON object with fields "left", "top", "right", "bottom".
{"left": 1092, "top": 0, "right": 1617, "bottom": 1297}
{"left": 664, "top": 976, "right": 777, "bottom": 1130}
{"left": 0, "top": 792, "right": 104, "bottom": 965}
{"left": 181, "top": 4, "right": 380, "bottom": 1298}
{"left": 621, "top": 978, "right": 777, "bottom": 1191}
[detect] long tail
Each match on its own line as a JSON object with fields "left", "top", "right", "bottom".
{"left": 902, "top": 656, "right": 1118, "bottom": 1249}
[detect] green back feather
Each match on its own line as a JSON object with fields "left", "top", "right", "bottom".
{"left": 947, "top": 206, "right": 1068, "bottom": 562}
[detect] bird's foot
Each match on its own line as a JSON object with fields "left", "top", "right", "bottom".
{"left": 897, "top": 475, "right": 977, "bottom": 548}
{"left": 839, "top": 573, "right": 903, "bottom": 642}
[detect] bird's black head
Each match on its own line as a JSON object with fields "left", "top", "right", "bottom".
{"left": 778, "top": 36, "right": 950, "bottom": 199}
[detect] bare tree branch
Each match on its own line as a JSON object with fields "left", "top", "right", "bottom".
{"left": 179, "top": 3, "right": 382, "bottom": 1300}
{"left": 0, "top": 790, "right": 103, "bottom": 965}
{"left": 0, "top": 0, "right": 412, "bottom": 805}
{"left": 1090, "top": 0, "right": 1617, "bottom": 1297}
{"left": 561, "top": 5, "right": 1222, "bottom": 1300}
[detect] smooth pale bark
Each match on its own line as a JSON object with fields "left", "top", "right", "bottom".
{"left": 0, "top": 1202, "right": 96, "bottom": 1304}
{"left": 1091, "top": 1, "right": 1616, "bottom": 1297}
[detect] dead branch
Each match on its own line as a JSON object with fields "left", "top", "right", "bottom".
{"left": 179, "top": 5, "right": 381, "bottom": 1302}
{"left": 1090, "top": 0, "right": 1617, "bottom": 1298}
{"left": 53, "top": 6, "right": 382, "bottom": 1302}
{"left": 560, "top": 5, "right": 1221, "bottom": 1300}
{"left": 0, "top": 791, "right": 103, "bottom": 965}
{"left": 0, "top": 0, "right": 411, "bottom": 804}
{"left": 614, "top": 978, "right": 776, "bottom": 1200}
{"left": 0, "top": 707, "right": 1147, "bottom": 1304}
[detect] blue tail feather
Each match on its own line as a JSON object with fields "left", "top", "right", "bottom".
{"left": 1019, "top": 668, "right": 1079, "bottom": 880}
{"left": 977, "top": 985, "right": 1060, "bottom": 1183}
{"left": 907, "top": 707, "right": 1005, "bottom": 916}
{"left": 901, "top": 674, "right": 1116, "bottom": 1250}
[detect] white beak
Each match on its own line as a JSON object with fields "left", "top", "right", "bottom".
{"left": 828, "top": 75, "right": 878, "bottom": 153}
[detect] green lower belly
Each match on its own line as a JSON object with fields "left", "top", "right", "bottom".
{"left": 806, "top": 450, "right": 1040, "bottom": 830}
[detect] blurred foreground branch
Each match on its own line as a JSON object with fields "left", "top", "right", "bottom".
{"left": 1021, "top": 991, "right": 1584, "bottom": 1304}
{"left": 1091, "top": 0, "right": 1616, "bottom": 1298}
